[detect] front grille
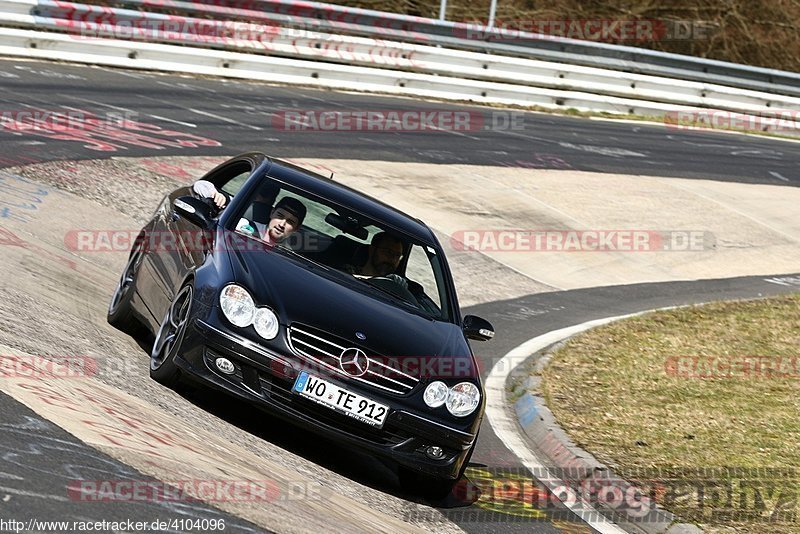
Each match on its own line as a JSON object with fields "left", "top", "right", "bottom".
{"left": 287, "top": 324, "right": 419, "bottom": 395}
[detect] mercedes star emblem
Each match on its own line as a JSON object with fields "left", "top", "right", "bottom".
{"left": 339, "top": 347, "right": 369, "bottom": 377}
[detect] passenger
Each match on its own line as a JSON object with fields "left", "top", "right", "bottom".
{"left": 193, "top": 179, "right": 228, "bottom": 209}
{"left": 253, "top": 196, "right": 306, "bottom": 244}
{"left": 193, "top": 180, "right": 305, "bottom": 244}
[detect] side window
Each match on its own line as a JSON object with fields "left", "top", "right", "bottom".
{"left": 201, "top": 161, "right": 253, "bottom": 198}
{"left": 405, "top": 244, "right": 442, "bottom": 310}
{"left": 219, "top": 168, "right": 252, "bottom": 197}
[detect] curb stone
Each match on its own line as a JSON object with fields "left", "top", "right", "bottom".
{"left": 509, "top": 344, "right": 702, "bottom": 534}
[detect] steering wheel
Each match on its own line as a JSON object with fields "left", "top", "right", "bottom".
{"left": 368, "top": 276, "right": 419, "bottom": 304}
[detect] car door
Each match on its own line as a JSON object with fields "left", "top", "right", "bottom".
{"left": 148, "top": 159, "right": 256, "bottom": 323}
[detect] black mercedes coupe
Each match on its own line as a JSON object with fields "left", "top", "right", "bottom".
{"left": 108, "top": 152, "right": 494, "bottom": 497}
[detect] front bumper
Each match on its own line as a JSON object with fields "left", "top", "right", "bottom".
{"left": 173, "top": 318, "right": 478, "bottom": 479}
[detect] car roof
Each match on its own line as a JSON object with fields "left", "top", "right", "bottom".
{"left": 262, "top": 155, "right": 438, "bottom": 245}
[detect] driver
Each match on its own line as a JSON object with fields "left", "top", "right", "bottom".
{"left": 346, "top": 232, "right": 408, "bottom": 288}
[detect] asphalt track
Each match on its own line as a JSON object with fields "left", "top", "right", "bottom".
{"left": 0, "top": 60, "right": 798, "bottom": 186}
{"left": 1, "top": 58, "right": 800, "bottom": 533}
{"left": 0, "top": 393, "right": 265, "bottom": 534}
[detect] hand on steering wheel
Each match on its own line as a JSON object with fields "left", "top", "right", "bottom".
{"left": 384, "top": 273, "right": 408, "bottom": 290}
{"left": 368, "top": 274, "right": 417, "bottom": 304}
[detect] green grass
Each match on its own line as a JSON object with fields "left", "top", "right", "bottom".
{"left": 540, "top": 294, "right": 800, "bottom": 532}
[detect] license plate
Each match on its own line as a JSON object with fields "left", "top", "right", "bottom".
{"left": 292, "top": 372, "right": 389, "bottom": 428}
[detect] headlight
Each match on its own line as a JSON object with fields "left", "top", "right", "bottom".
{"left": 446, "top": 382, "right": 480, "bottom": 417}
{"left": 423, "top": 381, "right": 448, "bottom": 408}
{"left": 219, "top": 285, "right": 255, "bottom": 327}
{"left": 253, "top": 307, "right": 279, "bottom": 340}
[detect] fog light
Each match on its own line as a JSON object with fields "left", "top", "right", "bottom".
{"left": 425, "top": 446, "right": 445, "bottom": 460}
{"left": 215, "top": 357, "right": 236, "bottom": 375}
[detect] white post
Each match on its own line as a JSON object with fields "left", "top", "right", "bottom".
{"left": 438, "top": 0, "right": 447, "bottom": 21}
{"left": 487, "top": 0, "right": 498, "bottom": 29}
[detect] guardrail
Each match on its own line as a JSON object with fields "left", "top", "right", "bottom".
{"left": 0, "top": 0, "right": 798, "bottom": 127}
{"left": 0, "top": 27, "right": 698, "bottom": 117}
{"left": 107, "top": 0, "right": 800, "bottom": 97}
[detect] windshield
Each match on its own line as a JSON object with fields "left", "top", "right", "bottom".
{"left": 226, "top": 174, "right": 453, "bottom": 321}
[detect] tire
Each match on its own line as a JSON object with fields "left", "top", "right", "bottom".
{"left": 150, "top": 283, "right": 193, "bottom": 388}
{"left": 107, "top": 235, "right": 145, "bottom": 334}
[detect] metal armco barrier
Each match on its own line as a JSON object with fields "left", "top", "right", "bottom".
{"left": 116, "top": 0, "right": 800, "bottom": 97}
{"left": 0, "top": 0, "right": 798, "bottom": 126}
{"left": 0, "top": 27, "right": 695, "bottom": 116}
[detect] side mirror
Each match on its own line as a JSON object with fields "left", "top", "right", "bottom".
{"left": 463, "top": 315, "right": 495, "bottom": 341}
{"left": 173, "top": 196, "right": 214, "bottom": 228}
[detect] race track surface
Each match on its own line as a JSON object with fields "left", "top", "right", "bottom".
{"left": 0, "top": 60, "right": 798, "bottom": 185}
{"left": 1, "top": 57, "right": 799, "bottom": 534}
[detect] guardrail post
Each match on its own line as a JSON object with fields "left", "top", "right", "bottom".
{"left": 487, "top": 0, "right": 498, "bottom": 29}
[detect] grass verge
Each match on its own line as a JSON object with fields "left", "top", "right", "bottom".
{"left": 541, "top": 294, "right": 800, "bottom": 533}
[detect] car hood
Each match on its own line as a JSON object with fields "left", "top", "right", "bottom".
{"left": 226, "top": 244, "right": 475, "bottom": 372}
